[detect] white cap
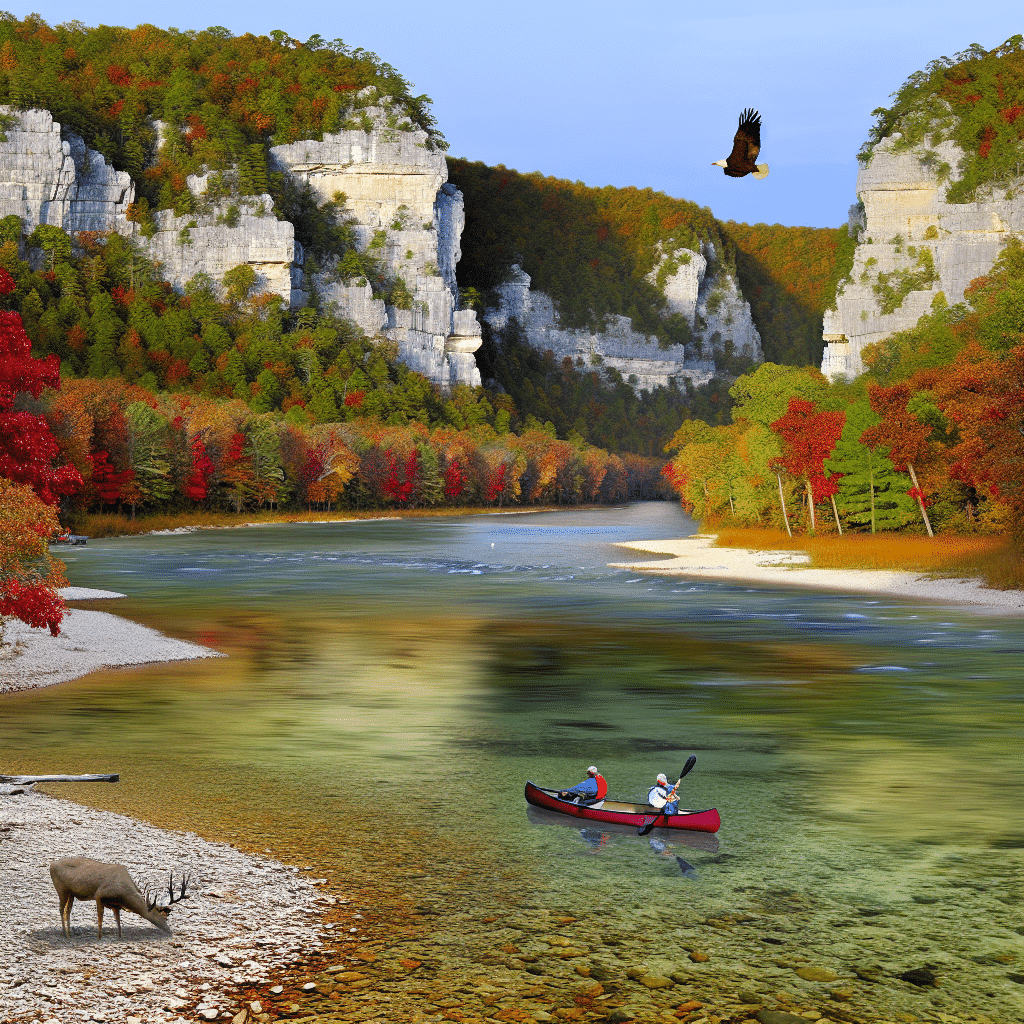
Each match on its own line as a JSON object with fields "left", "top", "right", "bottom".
{"left": 587, "top": 766, "right": 598, "bottom": 774}
{"left": 656, "top": 773, "right": 668, "bottom": 784}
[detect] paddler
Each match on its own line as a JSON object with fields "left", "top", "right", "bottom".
{"left": 647, "top": 772, "right": 680, "bottom": 815}
{"left": 558, "top": 766, "right": 607, "bottom": 805}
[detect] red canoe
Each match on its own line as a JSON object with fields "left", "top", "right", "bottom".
{"left": 524, "top": 781, "right": 721, "bottom": 833}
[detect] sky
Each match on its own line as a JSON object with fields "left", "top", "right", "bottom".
{"left": 10, "top": 1, "right": 1022, "bottom": 228}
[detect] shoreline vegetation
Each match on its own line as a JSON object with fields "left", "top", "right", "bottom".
{"left": 612, "top": 527, "right": 1024, "bottom": 613}
{"left": 75, "top": 503, "right": 570, "bottom": 538}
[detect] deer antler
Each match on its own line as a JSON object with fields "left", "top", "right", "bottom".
{"left": 167, "top": 870, "right": 191, "bottom": 905}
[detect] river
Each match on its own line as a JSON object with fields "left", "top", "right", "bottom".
{"left": 3, "top": 503, "right": 1022, "bottom": 1023}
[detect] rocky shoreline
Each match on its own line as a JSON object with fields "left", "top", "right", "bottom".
{"left": 0, "top": 589, "right": 223, "bottom": 695}
{"left": 0, "top": 790, "right": 347, "bottom": 1024}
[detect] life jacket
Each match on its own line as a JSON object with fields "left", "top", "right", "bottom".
{"left": 648, "top": 783, "right": 673, "bottom": 808}
{"left": 580, "top": 773, "right": 608, "bottom": 806}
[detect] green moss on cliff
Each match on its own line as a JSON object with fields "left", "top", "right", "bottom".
{"left": 860, "top": 34, "right": 1024, "bottom": 202}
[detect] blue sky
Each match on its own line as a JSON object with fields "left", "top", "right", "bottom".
{"left": 10, "top": 1, "right": 1021, "bottom": 228}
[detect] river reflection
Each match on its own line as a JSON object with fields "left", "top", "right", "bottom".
{"left": 3, "top": 503, "right": 1023, "bottom": 1021}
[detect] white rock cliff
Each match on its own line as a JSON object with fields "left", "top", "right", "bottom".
{"left": 269, "top": 92, "right": 482, "bottom": 389}
{"left": 0, "top": 107, "right": 134, "bottom": 235}
{"left": 821, "top": 135, "right": 1024, "bottom": 379}
{"left": 0, "top": 101, "right": 767, "bottom": 395}
{"left": 0, "top": 103, "right": 481, "bottom": 390}
{"left": 484, "top": 241, "right": 761, "bottom": 393}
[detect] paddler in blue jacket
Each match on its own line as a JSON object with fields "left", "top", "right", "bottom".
{"left": 559, "top": 766, "right": 607, "bottom": 804}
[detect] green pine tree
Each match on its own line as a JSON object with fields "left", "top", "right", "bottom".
{"left": 124, "top": 402, "right": 174, "bottom": 508}
{"left": 825, "top": 400, "right": 917, "bottom": 533}
{"left": 87, "top": 293, "right": 123, "bottom": 378}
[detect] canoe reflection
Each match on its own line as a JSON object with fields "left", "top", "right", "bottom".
{"left": 526, "top": 804, "right": 720, "bottom": 853}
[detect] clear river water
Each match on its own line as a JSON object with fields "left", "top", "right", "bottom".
{"left": 2, "top": 502, "right": 1022, "bottom": 1023}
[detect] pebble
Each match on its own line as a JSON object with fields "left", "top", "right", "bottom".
{"left": 794, "top": 966, "right": 838, "bottom": 982}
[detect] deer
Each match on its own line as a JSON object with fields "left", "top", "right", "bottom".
{"left": 49, "top": 857, "right": 190, "bottom": 939}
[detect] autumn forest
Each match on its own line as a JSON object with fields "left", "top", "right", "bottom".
{"left": 3, "top": 17, "right": 1024, "bottom": 634}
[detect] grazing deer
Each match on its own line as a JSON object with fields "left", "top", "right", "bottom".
{"left": 49, "top": 857, "right": 190, "bottom": 939}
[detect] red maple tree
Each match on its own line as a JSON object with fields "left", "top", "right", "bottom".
{"left": 443, "top": 459, "right": 468, "bottom": 500}
{"left": 382, "top": 449, "right": 418, "bottom": 506}
{"left": 0, "top": 269, "right": 83, "bottom": 505}
{"left": 181, "top": 435, "right": 214, "bottom": 502}
{"left": 0, "top": 268, "right": 82, "bottom": 636}
{"left": 770, "top": 398, "right": 845, "bottom": 532}
{"left": 934, "top": 342, "right": 1024, "bottom": 531}
{"left": 86, "top": 449, "right": 134, "bottom": 508}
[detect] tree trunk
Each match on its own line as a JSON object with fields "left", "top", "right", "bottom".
{"left": 869, "top": 466, "right": 876, "bottom": 534}
{"left": 806, "top": 480, "right": 816, "bottom": 533}
{"left": 776, "top": 474, "right": 792, "bottom": 538}
{"left": 831, "top": 494, "right": 842, "bottom": 536}
{"left": 906, "top": 463, "right": 934, "bottom": 537}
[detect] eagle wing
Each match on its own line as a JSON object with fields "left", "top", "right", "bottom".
{"left": 725, "top": 108, "right": 762, "bottom": 174}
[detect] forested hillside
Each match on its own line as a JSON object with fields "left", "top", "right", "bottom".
{"left": 859, "top": 35, "right": 1024, "bottom": 203}
{"left": 0, "top": 12, "right": 856, "bottom": 488}
{"left": 448, "top": 159, "right": 851, "bottom": 366}
{"left": 664, "top": 220, "right": 1024, "bottom": 539}
{"left": 721, "top": 222, "right": 857, "bottom": 367}
{"left": 0, "top": 14, "right": 445, "bottom": 210}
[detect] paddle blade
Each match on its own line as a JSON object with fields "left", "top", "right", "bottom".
{"left": 678, "top": 755, "right": 697, "bottom": 781}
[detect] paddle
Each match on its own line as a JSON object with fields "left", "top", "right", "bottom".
{"left": 638, "top": 755, "right": 697, "bottom": 835}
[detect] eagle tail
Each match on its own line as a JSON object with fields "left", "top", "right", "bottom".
{"left": 753, "top": 163, "right": 769, "bottom": 180}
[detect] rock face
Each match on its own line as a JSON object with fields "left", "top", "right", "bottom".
{"left": 821, "top": 135, "right": 1024, "bottom": 379}
{"left": 0, "top": 103, "right": 481, "bottom": 390}
{"left": 484, "top": 243, "right": 761, "bottom": 393}
{"left": 685, "top": 243, "right": 762, "bottom": 363}
{"left": 140, "top": 177, "right": 298, "bottom": 305}
{"left": 0, "top": 107, "right": 134, "bottom": 235}
{"left": 269, "top": 91, "right": 482, "bottom": 389}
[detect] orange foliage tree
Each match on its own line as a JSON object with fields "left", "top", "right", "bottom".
{"left": 861, "top": 384, "right": 936, "bottom": 537}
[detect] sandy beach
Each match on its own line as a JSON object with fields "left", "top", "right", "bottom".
{"left": 611, "top": 534, "right": 1024, "bottom": 613}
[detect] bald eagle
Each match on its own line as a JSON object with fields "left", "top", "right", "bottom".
{"left": 713, "top": 108, "right": 769, "bottom": 179}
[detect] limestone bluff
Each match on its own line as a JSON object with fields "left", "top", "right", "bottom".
{"left": 0, "top": 94, "right": 483, "bottom": 391}
{"left": 0, "top": 93, "right": 759, "bottom": 394}
{"left": 821, "top": 133, "right": 1024, "bottom": 380}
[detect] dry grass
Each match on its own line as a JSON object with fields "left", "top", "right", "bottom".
{"left": 712, "top": 527, "right": 1024, "bottom": 590}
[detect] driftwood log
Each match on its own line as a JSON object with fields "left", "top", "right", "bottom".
{"left": 0, "top": 773, "right": 119, "bottom": 784}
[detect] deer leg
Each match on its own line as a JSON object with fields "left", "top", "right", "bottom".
{"left": 112, "top": 906, "right": 122, "bottom": 938}
{"left": 60, "top": 894, "right": 73, "bottom": 937}
{"left": 96, "top": 900, "right": 104, "bottom": 940}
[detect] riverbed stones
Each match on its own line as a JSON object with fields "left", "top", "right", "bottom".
{"left": 636, "top": 973, "right": 674, "bottom": 989}
{"left": 794, "top": 966, "right": 838, "bottom": 982}
{"left": 0, "top": 791, "right": 327, "bottom": 1023}
{"left": 756, "top": 1011, "right": 812, "bottom": 1024}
